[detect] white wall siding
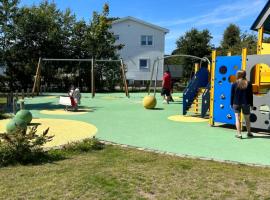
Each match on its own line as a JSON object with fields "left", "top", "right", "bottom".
{"left": 111, "top": 19, "right": 166, "bottom": 81}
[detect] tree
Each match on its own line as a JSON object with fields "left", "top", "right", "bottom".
{"left": 173, "top": 28, "right": 212, "bottom": 78}
{"left": 220, "top": 24, "right": 241, "bottom": 55}
{"left": 240, "top": 32, "right": 257, "bottom": 55}
{"left": 0, "top": 0, "right": 19, "bottom": 90}
{"left": 0, "top": 1, "right": 123, "bottom": 92}
{"left": 84, "top": 3, "right": 124, "bottom": 91}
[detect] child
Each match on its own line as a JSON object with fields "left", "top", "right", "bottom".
{"left": 68, "top": 86, "right": 76, "bottom": 110}
{"left": 73, "top": 88, "right": 81, "bottom": 110}
{"left": 161, "top": 70, "right": 172, "bottom": 104}
{"left": 230, "top": 70, "right": 254, "bottom": 139}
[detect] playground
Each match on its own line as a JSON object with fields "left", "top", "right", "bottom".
{"left": 1, "top": 92, "right": 270, "bottom": 166}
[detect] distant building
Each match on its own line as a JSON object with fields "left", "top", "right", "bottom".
{"left": 164, "top": 64, "right": 184, "bottom": 80}
{"left": 111, "top": 16, "right": 169, "bottom": 83}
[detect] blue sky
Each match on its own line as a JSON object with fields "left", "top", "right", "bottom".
{"left": 19, "top": 0, "right": 268, "bottom": 54}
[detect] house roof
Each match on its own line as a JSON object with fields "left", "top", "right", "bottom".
{"left": 251, "top": 0, "right": 270, "bottom": 34}
{"left": 112, "top": 16, "right": 169, "bottom": 34}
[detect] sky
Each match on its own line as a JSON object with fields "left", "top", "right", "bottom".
{"left": 19, "top": 0, "right": 268, "bottom": 54}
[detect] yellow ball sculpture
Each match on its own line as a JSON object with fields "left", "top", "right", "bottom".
{"left": 143, "top": 95, "right": 157, "bottom": 109}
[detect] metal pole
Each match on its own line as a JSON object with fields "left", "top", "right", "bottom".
{"left": 153, "top": 60, "right": 160, "bottom": 97}
{"left": 91, "top": 58, "right": 95, "bottom": 98}
{"left": 148, "top": 59, "right": 157, "bottom": 95}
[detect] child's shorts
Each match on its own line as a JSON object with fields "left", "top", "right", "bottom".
{"left": 233, "top": 104, "right": 251, "bottom": 115}
{"left": 161, "top": 88, "right": 170, "bottom": 96}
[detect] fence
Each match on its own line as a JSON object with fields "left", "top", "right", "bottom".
{"left": 0, "top": 88, "right": 32, "bottom": 114}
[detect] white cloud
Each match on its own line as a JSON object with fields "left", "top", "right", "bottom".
{"left": 160, "top": 0, "right": 266, "bottom": 53}
{"left": 158, "top": 0, "right": 265, "bottom": 27}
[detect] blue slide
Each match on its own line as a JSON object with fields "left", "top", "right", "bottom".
{"left": 182, "top": 67, "right": 209, "bottom": 116}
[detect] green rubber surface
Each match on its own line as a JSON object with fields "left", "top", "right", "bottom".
{"left": 25, "top": 93, "right": 270, "bottom": 166}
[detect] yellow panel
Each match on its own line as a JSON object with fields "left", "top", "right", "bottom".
{"left": 259, "top": 63, "right": 270, "bottom": 83}
{"left": 261, "top": 43, "right": 270, "bottom": 54}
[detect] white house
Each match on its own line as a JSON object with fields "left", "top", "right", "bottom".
{"left": 111, "top": 16, "right": 169, "bottom": 83}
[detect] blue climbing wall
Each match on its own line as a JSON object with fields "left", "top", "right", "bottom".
{"left": 213, "top": 56, "right": 242, "bottom": 125}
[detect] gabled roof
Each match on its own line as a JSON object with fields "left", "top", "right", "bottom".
{"left": 251, "top": 0, "right": 270, "bottom": 34}
{"left": 112, "top": 16, "right": 169, "bottom": 34}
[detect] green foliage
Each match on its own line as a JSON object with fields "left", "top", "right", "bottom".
{"left": 62, "top": 138, "right": 105, "bottom": 153}
{"left": 0, "top": 0, "right": 19, "bottom": 90}
{"left": 220, "top": 24, "right": 241, "bottom": 54}
{"left": 240, "top": 32, "right": 257, "bottom": 55}
{"left": 85, "top": 4, "right": 123, "bottom": 91}
{"left": 0, "top": 126, "right": 53, "bottom": 166}
{"left": 173, "top": 28, "right": 213, "bottom": 77}
{"left": 220, "top": 24, "right": 257, "bottom": 55}
{"left": 0, "top": 2, "right": 123, "bottom": 92}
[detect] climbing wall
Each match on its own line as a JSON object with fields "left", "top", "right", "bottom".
{"left": 213, "top": 56, "right": 242, "bottom": 125}
{"left": 245, "top": 55, "right": 270, "bottom": 130}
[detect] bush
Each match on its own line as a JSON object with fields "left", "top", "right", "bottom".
{"left": 0, "top": 126, "right": 54, "bottom": 166}
{"left": 62, "top": 138, "right": 105, "bottom": 153}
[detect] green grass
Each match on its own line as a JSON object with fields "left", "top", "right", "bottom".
{"left": 0, "top": 97, "right": 6, "bottom": 104}
{"left": 1, "top": 145, "right": 270, "bottom": 200}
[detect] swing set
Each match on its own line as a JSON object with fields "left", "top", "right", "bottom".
{"left": 148, "top": 54, "right": 211, "bottom": 96}
{"left": 32, "top": 58, "right": 130, "bottom": 98}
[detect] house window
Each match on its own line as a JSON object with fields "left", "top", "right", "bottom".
{"left": 114, "top": 35, "right": 120, "bottom": 40}
{"left": 141, "top": 35, "right": 153, "bottom": 46}
{"left": 139, "top": 59, "right": 149, "bottom": 70}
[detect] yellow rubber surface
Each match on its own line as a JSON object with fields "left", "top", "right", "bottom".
{"left": 168, "top": 115, "right": 208, "bottom": 123}
{"left": 45, "top": 96, "right": 58, "bottom": 99}
{"left": 172, "top": 96, "right": 182, "bottom": 100}
{"left": 40, "top": 108, "right": 92, "bottom": 115}
{"left": 101, "top": 96, "right": 121, "bottom": 100}
{"left": 0, "top": 118, "right": 97, "bottom": 148}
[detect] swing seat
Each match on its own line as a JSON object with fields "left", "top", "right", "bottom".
{"left": 59, "top": 96, "right": 78, "bottom": 111}
{"left": 59, "top": 96, "right": 72, "bottom": 106}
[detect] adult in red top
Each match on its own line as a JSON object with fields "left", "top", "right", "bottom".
{"left": 161, "top": 70, "right": 172, "bottom": 104}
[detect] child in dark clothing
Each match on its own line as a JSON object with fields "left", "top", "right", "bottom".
{"left": 230, "top": 70, "right": 254, "bottom": 139}
{"left": 161, "top": 70, "right": 172, "bottom": 104}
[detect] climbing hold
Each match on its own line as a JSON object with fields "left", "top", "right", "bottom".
{"left": 219, "top": 66, "right": 227, "bottom": 74}
{"left": 220, "top": 94, "right": 225, "bottom": 100}
{"left": 226, "top": 114, "right": 232, "bottom": 119}
{"left": 250, "top": 114, "right": 257, "bottom": 123}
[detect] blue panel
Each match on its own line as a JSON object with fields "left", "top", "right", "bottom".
{"left": 213, "top": 56, "right": 242, "bottom": 125}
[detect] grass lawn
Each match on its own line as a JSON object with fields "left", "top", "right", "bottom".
{"left": 0, "top": 97, "right": 6, "bottom": 104}
{"left": 1, "top": 145, "right": 270, "bottom": 200}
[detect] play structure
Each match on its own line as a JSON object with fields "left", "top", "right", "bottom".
{"left": 182, "top": 33, "right": 270, "bottom": 131}
{"left": 32, "top": 58, "right": 129, "bottom": 98}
